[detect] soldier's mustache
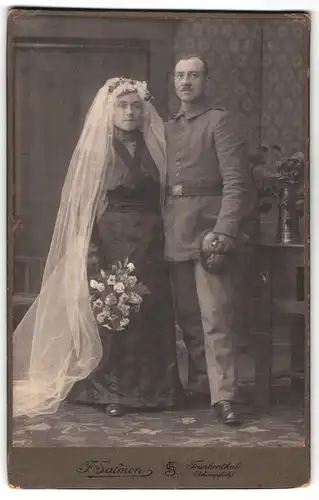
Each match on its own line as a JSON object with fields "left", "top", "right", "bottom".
{"left": 180, "top": 85, "right": 192, "bottom": 91}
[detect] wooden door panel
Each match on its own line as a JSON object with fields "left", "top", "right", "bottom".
{"left": 10, "top": 16, "right": 176, "bottom": 297}
{"left": 14, "top": 46, "right": 148, "bottom": 259}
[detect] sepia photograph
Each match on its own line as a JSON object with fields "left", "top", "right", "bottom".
{"left": 7, "top": 8, "right": 310, "bottom": 488}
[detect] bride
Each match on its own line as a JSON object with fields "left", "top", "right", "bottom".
{"left": 13, "top": 77, "right": 183, "bottom": 419}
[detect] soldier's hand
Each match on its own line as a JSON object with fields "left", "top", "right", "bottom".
{"left": 208, "top": 233, "right": 236, "bottom": 254}
{"left": 200, "top": 231, "right": 236, "bottom": 274}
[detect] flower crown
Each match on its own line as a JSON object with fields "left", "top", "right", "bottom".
{"left": 107, "top": 77, "right": 152, "bottom": 102}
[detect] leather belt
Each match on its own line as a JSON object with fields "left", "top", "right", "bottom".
{"left": 166, "top": 184, "right": 222, "bottom": 197}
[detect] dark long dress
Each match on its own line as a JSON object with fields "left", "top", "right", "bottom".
{"left": 68, "top": 130, "right": 183, "bottom": 409}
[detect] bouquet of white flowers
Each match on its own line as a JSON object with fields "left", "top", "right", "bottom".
{"left": 89, "top": 258, "right": 150, "bottom": 332}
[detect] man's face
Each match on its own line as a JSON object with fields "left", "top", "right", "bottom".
{"left": 113, "top": 92, "right": 143, "bottom": 132}
{"left": 174, "top": 57, "right": 207, "bottom": 103}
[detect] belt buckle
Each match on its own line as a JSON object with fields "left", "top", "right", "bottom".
{"left": 172, "top": 184, "right": 183, "bottom": 197}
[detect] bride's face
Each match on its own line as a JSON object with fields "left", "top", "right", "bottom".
{"left": 113, "top": 92, "right": 143, "bottom": 132}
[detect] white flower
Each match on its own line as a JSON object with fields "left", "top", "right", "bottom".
{"left": 107, "top": 275, "right": 116, "bottom": 286}
{"left": 127, "top": 263, "right": 135, "bottom": 272}
{"left": 127, "top": 276, "right": 137, "bottom": 287}
{"left": 119, "top": 304, "right": 130, "bottom": 317}
{"left": 129, "top": 292, "right": 143, "bottom": 305}
{"left": 119, "top": 292, "right": 129, "bottom": 303}
{"left": 97, "top": 283, "right": 105, "bottom": 292}
{"left": 114, "top": 282, "right": 125, "bottom": 294}
{"left": 120, "top": 318, "right": 129, "bottom": 328}
{"left": 105, "top": 293, "right": 117, "bottom": 305}
{"left": 90, "top": 279, "right": 99, "bottom": 289}
{"left": 100, "top": 269, "right": 106, "bottom": 278}
{"left": 93, "top": 299, "right": 103, "bottom": 309}
{"left": 96, "top": 312, "right": 106, "bottom": 324}
{"left": 103, "top": 306, "right": 111, "bottom": 318}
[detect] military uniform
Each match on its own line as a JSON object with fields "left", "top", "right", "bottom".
{"left": 163, "top": 98, "right": 259, "bottom": 404}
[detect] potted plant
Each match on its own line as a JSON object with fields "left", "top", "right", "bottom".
{"left": 250, "top": 145, "right": 305, "bottom": 244}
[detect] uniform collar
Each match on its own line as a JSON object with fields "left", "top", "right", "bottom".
{"left": 172, "top": 97, "right": 213, "bottom": 121}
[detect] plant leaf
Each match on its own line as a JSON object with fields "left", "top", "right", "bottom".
{"left": 135, "top": 283, "right": 151, "bottom": 295}
{"left": 258, "top": 144, "right": 269, "bottom": 153}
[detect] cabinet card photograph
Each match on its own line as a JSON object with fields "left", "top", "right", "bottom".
{"left": 7, "top": 8, "right": 310, "bottom": 489}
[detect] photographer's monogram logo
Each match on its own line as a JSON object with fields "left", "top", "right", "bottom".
{"left": 164, "top": 461, "right": 178, "bottom": 478}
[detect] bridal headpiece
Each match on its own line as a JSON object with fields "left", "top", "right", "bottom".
{"left": 107, "top": 77, "right": 153, "bottom": 102}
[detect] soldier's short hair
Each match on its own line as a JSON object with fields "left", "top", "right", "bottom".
{"left": 174, "top": 54, "right": 209, "bottom": 77}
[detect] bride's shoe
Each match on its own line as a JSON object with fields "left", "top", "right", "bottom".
{"left": 105, "top": 403, "right": 125, "bottom": 417}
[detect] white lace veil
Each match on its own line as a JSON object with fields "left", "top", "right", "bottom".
{"left": 12, "top": 78, "right": 167, "bottom": 418}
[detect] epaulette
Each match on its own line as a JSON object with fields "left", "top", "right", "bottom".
{"left": 170, "top": 111, "right": 183, "bottom": 120}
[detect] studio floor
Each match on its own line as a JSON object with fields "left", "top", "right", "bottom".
{"left": 12, "top": 384, "right": 306, "bottom": 448}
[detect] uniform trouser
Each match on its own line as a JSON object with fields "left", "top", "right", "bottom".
{"left": 169, "top": 247, "right": 253, "bottom": 405}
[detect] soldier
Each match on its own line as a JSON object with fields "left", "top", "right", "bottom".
{"left": 164, "top": 54, "right": 259, "bottom": 425}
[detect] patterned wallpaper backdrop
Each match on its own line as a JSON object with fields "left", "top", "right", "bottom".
{"left": 169, "top": 17, "right": 309, "bottom": 240}
{"left": 261, "top": 18, "right": 308, "bottom": 156}
{"left": 169, "top": 18, "right": 263, "bottom": 151}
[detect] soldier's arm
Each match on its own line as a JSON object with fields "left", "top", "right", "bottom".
{"left": 212, "top": 111, "right": 253, "bottom": 240}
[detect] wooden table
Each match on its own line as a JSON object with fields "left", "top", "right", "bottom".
{"left": 250, "top": 243, "right": 307, "bottom": 410}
